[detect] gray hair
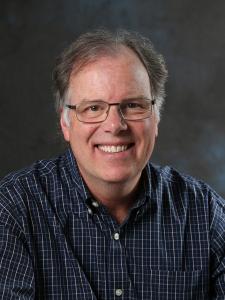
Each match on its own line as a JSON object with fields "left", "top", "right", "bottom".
{"left": 53, "top": 28, "right": 168, "bottom": 121}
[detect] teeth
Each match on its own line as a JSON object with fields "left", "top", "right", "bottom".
{"left": 98, "top": 145, "right": 129, "bottom": 153}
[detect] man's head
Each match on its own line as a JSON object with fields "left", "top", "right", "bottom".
{"left": 53, "top": 29, "right": 167, "bottom": 122}
{"left": 52, "top": 29, "right": 167, "bottom": 192}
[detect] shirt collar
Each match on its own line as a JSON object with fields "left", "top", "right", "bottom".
{"left": 63, "top": 147, "right": 91, "bottom": 201}
{"left": 63, "top": 146, "right": 152, "bottom": 208}
{"left": 130, "top": 166, "right": 152, "bottom": 211}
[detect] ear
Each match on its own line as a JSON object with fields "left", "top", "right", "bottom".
{"left": 155, "top": 117, "right": 159, "bottom": 137}
{"left": 153, "top": 112, "right": 159, "bottom": 138}
{"left": 155, "top": 123, "right": 158, "bottom": 138}
{"left": 60, "top": 109, "right": 70, "bottom": 142}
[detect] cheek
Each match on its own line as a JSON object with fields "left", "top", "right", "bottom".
{"left": 70, "top": 122, "right": 99, "bottom": 145}
{"left": 138, "top": 122, "right": 157, "bottom": 151}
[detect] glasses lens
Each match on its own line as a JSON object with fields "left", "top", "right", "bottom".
{"left": 120, "top": 99, "right": 152, "bottom": 120}
{"left": 76, "top": 101, "right": 108, "bottom": 122}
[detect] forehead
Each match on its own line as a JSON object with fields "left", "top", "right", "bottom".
{"left": 68, "top": 46, "right": 151, "bottom": 101}
{"left": 71, "top": 45, "right": 146, "bottom": 77}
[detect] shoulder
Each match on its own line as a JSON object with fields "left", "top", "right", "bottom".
{"left": 148, "top": 162, "right": 205, "bottom": 188}
{"left": 147, "top": 162, "right": 222, "bottom": 196}
{"left": 0, "top": 154, "right": 65, "bottom": 220}
{"left": 146, "top": 162, "right": 225, "bottom": 220}
{"left": 0, "top": 155, "right": 60, "bottom": 194}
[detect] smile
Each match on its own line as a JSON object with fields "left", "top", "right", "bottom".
{"left": 97, "top": 144, "right": 132, "bottom": 153}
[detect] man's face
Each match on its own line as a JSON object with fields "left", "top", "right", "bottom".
{"left": 61, "top": 47, "right": 158, "bottom": 188}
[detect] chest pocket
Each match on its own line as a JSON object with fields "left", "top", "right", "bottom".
{"left": 136, "top": 269, "right": 208, "bottom": 299}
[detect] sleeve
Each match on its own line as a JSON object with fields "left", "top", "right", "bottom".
{"left": 210, "top": 192, "right": 225, "bottom": 299}
{"left": 0, "top": 206, "right": 35, "bottom": 299}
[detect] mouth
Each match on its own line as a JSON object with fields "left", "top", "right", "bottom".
{"left": 96, "top": 144, "right": 134, "bottom": 153}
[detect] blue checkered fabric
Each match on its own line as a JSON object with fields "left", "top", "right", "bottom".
{"left": 0, "top": 148, "right": 224, "bottom": 299}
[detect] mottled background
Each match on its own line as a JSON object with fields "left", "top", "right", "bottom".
{"left": 1, "top": 0, "right": 225, "bottom": 197}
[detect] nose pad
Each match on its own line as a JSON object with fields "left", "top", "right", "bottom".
{"left": 115, "top": 106, "right": 125, "bottom": 122}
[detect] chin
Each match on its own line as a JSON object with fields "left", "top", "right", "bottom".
{"left": 99, "top": 169, "right": 139, "bottom": 184}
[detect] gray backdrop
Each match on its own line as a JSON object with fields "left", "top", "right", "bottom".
{"left": 1, "top": 0, "right": 225, "bottom": 197}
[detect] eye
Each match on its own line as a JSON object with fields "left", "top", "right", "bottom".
{"left": 77, "top": 101, "right": 106, "bottom": 116}
{"left": 126, "top": 102, "right": 142, "bottom": 108}
{"left": 81, "top": 102, "right": 105, "bottom": 113}
{"left": 88, "top": 105, "right": 101, "bottom": 111}
{"left": 123, "top": 101, "right": 145, "bottom": 110}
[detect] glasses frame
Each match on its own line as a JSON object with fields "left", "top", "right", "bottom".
{"left": 65, "top": 98, "right": 155, "bottom": 123}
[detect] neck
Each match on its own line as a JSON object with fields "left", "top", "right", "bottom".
{"left": 83, "top": 176, "right": 141, "bottom": 224}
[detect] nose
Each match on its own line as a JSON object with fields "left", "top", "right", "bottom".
{"left": 101, "top": 105, "right": 128, "bottom": 134}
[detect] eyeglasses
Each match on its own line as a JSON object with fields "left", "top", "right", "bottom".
{"left": 65, "top": 97, "right": 155, "bottom": 123}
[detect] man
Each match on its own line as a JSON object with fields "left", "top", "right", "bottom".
{"left": 0, "top": 29, "right": 224, "bottom": 299}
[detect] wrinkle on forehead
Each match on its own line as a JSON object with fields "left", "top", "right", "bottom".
{"left": 67, "top": 48, "right": 151, "bottom": 104}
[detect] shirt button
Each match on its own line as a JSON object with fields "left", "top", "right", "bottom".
{"left": 92, "top": 201, "right": 99, "bottom": 208}
{"left": 115, "top": 289, "right": 123, "bottom": 296}
{"left": 113, "top": 232, "right": 120, "bottom": 240}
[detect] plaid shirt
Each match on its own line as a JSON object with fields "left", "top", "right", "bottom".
{"left": 0, "top": 148, "right": 225, "bottom": 299}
